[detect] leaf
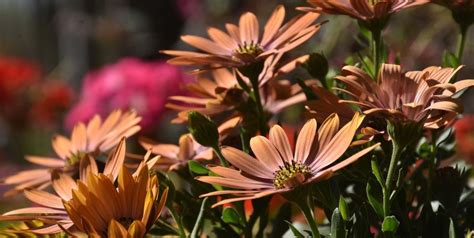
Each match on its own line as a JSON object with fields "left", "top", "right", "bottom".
{"left": 331, "top": 208, "right": 347, "bottom": 238}
{"left": 371, "top": 159, "right": 384, "bottom": 189}
{"left": 221, "top": 207, "right": 241, "bottom": 225}
{"left": 285, "top": 221, "right": 305, "bottom": 238}
{"left": 448, "top": 218, "right": 455, "bottom": 238}
{"left": 338, "top": 196, "right": 349, "bottom": 221}
{"left": 188, "top": 160, "right": 209, "bottom": 175}
{"left": 366, "top": 180, "right": 384, "bottom": 217}
{"left": 382, "top": 216, "right": 400, "bottom": 233}
{"left": 442, "top": 51, "right": 459, "bottom": 68}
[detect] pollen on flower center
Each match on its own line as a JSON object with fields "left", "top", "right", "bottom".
{"left": 234, "top": 42, "right": 264, "bottom": 62}
{"left": 273, "top": 162, "right": 311, "bottom": 189}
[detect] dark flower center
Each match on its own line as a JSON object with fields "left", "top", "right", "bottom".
{"left": 273, "top": 162, "right": 311, "bottom": 189}
{"left": 117, "top": 217, "right": 135, "bottom": 229}
{"left": 234, "top": 41, "right": 263, "bottom": 63}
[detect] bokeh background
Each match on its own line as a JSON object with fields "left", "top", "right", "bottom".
{"left": 0, "top": 0, "right": 473, "bottom": 211}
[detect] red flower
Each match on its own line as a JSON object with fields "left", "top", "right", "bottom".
{"left": 454, "top": 115, "right": 474, "bottom": 164}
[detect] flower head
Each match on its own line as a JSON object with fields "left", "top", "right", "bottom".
{"left": 162, "top": 5, "right": 320, "bottom": 71}
{"left": 333, "top": 64, "right": 474, "bottom": 129}
{"left": 0, "top": 139, "right": 128, "bottom": 235}
{"left": 197, "top": 113, "right": 380, "bottom": 207}
{"left": 300, "top": 0, "right": 428, "bottom": 29}
{"left": 63, "top": 158, "right": 168, "bottom": 237}
{"left": 431, "top": 0, "right": 474, "bottom": 26}
{"left": 1, "top": 110, "right": 141, "bottom": 195}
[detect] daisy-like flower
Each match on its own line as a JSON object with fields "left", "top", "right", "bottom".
{"left": 197, "top": 112, "right": 380, "bottom": 207}
{"left": 161, "top": 5, "right": 320, "bottom": 71}
{"left": 0, "top": 139, "right": 128, "bottom": 235}
{"left": 333, "top": 64, "right": 474, "bottom": 129}
{"left": 63, "top": 158, "right": 168, "bottom": 237}
{"left": 138, "top": 117, "right": 240, "bottom": 171}
{"left": 1, "top": 109, "right": 141, "bottom": 196}
{"left": 299, "top": 0, "right": 428, "bottom": 28}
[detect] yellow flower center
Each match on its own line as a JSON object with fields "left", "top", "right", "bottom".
{"left": 66, "top": 152, "right": 86, "bottom": 166}
{"left": 273, "top": 162, "right": 311, "bottom": 189}
{"left": 234, "top": 41, "right": 263, "bottom": 63}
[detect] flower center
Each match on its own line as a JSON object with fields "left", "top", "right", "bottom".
{"left": 66, "top": 152, "right": 86, "bottom": 166}
{"left": 117, "top": 217, "right": 135, "bottom": 229}
{"left": 273, "top": 162, "right": 311, "bottom": 189}
{"left": 233, "top": 41, "right": 263, "bottom": 63}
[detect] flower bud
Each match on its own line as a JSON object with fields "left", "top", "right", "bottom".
{"left": 303, "top": 53, "right": 329, "bottom": 80}
{"left": 187, "top": 111, "right": 219, "bottom": 148}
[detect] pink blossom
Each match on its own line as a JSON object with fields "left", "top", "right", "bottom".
{"left": 66, "top": 58, "right": 187, "bottom": 131}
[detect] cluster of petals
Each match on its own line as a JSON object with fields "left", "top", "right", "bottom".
{"left": 1, "top": 110, "right": 141, "bottom": 195}
{"left": 198, "top": 112, "right": 380, "bottom": 207}
{"left": 162, "top": 5, "right": 321, "bottom": 71}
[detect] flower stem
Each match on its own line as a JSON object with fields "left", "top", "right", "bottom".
{"left": 425, "top": 132, "right": 438, "bottom": 206}
{"left": 371, "top": 29, "right": 382, "bottom": 79}
{"left": 456, "top": 24, "right": 470, "bottom": 65}
{"left": 383, "top": 139, "right": 402, "bottom": 217}
{"left": 190, "top": 197, "right": 208, "bottom": 238}
{"left": 170, "top": 207, "right": 186, "bottom": 238}
{"left": 250, "top": 77, "right": 269, "bottom": 136}
{"left": 297, "top": 198, "right": 320, "bottom": 238}
{"left": 212, "top": 145, "right": 229, "bottom": 167}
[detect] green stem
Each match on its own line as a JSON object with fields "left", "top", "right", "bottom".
{"left": 170, "top": 207, "right": 186, "bottom": 238}
{"left": 212, "top": 145, "right": 229, "bottom": 167}
{"left": 297, "top": 198, "right": 321, "bottom": 238}
{"left": 456, "top": 24, "right": 470, "bottom": 65}
{"left": 372, "top": 29, "right": 382, "bottom": 79}
{"left": 383, "top": 139, "right": 402, "bottom": 217}
{"left": 190, "top": 198, "right": 208, "bottom": 238}
{"left": 250, "top": 78, "right": 269, "bottom": 136}
{"left": 426, "top": 133, "right": 438, "bottom": 205}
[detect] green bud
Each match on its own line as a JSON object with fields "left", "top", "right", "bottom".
{"left": 386, "top": 120, "right": 423, "bottom": 149}
{"left": 187, "top": 111, "right": 219, "bottom": 148}
{"left": 303, "top": 53, "right": 329, "bottom": 80}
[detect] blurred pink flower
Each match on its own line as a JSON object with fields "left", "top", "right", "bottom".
{"left": 66, "top": 58, "right": 187, "bottom": 131}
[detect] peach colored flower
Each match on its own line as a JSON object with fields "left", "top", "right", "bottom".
{"left": 197, "top": 113, "right": 380, "bottom": 207}
{"left": 333, "top": 64, "right": 474, "bottom": 129}
{"left": 0, "top": 139, "right": 128, "bottom": 235}
{"left": 1, "top": 110, "right": 141, "bottom": 196}
{"left": 138, "top": 117, "right": 240, "bottom": 171}
{"left": 162, "top": 5, "right": 320, "bottom": 71}
{"left": 299, "top": 0, "right": 428, "bottom": 26}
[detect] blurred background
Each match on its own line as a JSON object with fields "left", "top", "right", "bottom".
{"left": 0, "top": 0, "right": 472, "bottom": 210}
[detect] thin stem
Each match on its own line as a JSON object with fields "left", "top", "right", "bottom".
{"left": 250, "top": 78, "right": 269, "bottom": 136}
{"left": 456, "top": 24, "right": 470, "bottom": 64}
{"left": 212, "top": 145, "right": 229, "bottom": 167}
{"left": 383, "top": 139, "right": 402, "bottom": 217}
{"left": 170, "top": 207, "right": 186, "bottom": 238}
{"left": 190, "top": 198, "right": 208, "bottom": 238}
{"left": 297, "top": 198, "right": 321, "bottom": 238}
{"left": 425, "top": 133, "right": 438, "bottom": 205}
{"left": 372, "top": 29, "right": 382, "bottom": 80}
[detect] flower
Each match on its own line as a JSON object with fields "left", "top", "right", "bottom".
{"left": 197, "top": 112, "right": 380, "bottom": 207}
{"left": 30, "top": 80, "right": 74, "bottom": 126}
{"left": 167, "top": 65, "right": 315, "bottom": 124}
{"left": 0, "top": 57, "right": 40, "bottom": 106}
{"left": 431, "top": 0, "right": 474, "bottom": 26}
{"left": 1, "top": 110, "right": 141, "bottom": 196}
{"left": 333, "top": 64, "right": 474, "bottom": 129}
{"left": 454, "top": 115, "right": 474, "bottom": 164}
{"left": 65, "top": 58, "right": 186, "bottom": 131}
{"left": 63, "top": 156, "right": 168, "bottom": 237}
{"left": 162, "top": 5, "right": 320, "bottom": 71}
{"left": 139, "top": 117, "right": 240, "bottom": 171}
{"left": 0, "top": 139, "right": 128, "bottom": 235}
{"left": 299, "top": 0, "right": 428, "bottom": 29}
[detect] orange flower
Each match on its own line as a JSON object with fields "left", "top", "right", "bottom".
{"left": 299, "top": 0, "right": 427, "bottom": 28}
{"left": 162, "top": 5, "right": 320, "bottom": 71}
{"left": 0, "top": 139, "right": 128, "bottom": 235}
{"left": 1, "top": 110, "right": 141, "bottom": 196}
{"left": 333, "top": 64, "right": 474, "bottom": 129}
{"left": 197, "top": 113, "right": 380, "bottom": 207}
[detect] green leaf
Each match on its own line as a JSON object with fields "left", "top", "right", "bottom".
{"left": 382, "top": 216, "right": 400, "bottom": 233}
{"left": 221, "top": 207, "right": 241, "bottom": 225}
{"left": 442, "top": 51, "right": 459, "bottom": 68}
{"left": 331, "top": 208, "right": 347, "bottom": 238}
{"left": 371, "top": 159, "right": 385, "bottom": 189}
{"left": 448, "top": 218, "right": 455, "bottom": 238}
{"left": 188, "top": 160, "right": 209, "bottom": 175}
{"left": 285, "top": 221, "right": 305, "bottom": 238}
{"left": 366, "top": 180, "right": 384, "bottom": 217}
{"left": 338, "top": 196, "right": 349, "bottom": 221}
